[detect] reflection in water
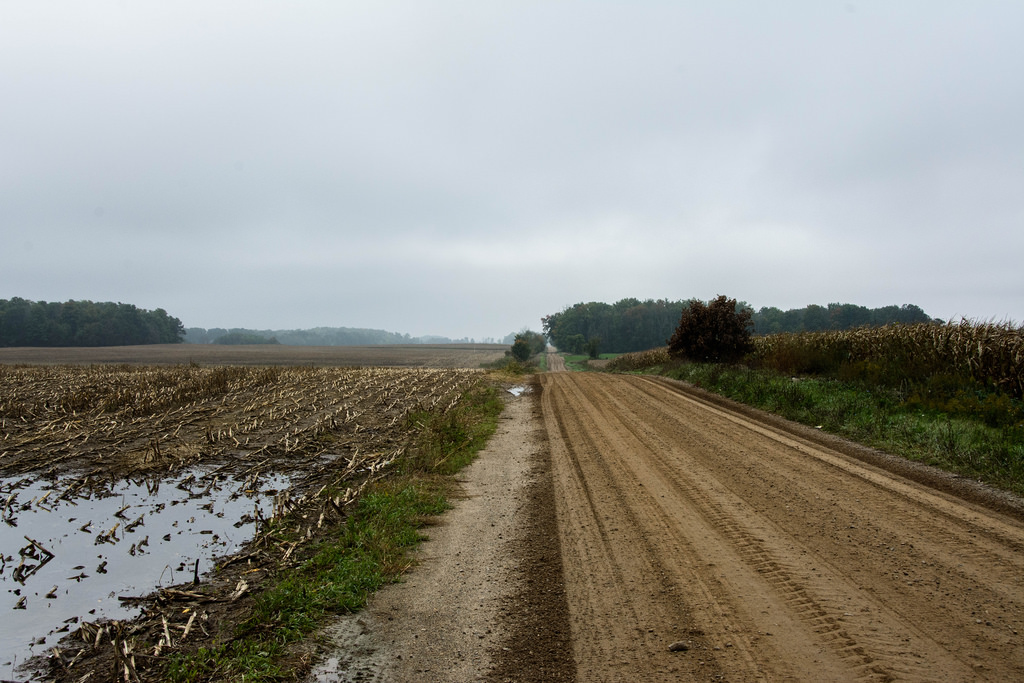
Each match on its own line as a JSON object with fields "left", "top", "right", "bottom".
{"left": 1, "top": 469, "right": 288, "bottom": 669}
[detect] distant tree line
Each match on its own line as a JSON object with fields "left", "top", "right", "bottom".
{"left": 0, "top": 298, "right": 185, "bottom": 347}
{"left": 543, "top": 299, "right": 686, "bottom": 355}
{"left": 184, "top": 327, "right": 488, "bottom": 346}
{"left": 752, "top": 303, "right": 933, "bottom": 335}
{"left": 542, "top": 299, "right": 934, "bottom": 354}
{"left": 213, "top": 331, "right": 280, "bottom": 345}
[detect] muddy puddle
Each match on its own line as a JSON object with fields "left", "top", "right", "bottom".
{"left": 1, "top": 469, "right": 288, "bottom": 670}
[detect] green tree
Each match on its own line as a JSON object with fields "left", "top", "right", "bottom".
{"left": 510, "top": 337, "right": 532, "bottom": 362}
{"left": 509, "top": 330, "right": 545, "bottom": 361}
{"left": 543, "top": 299, "right": 687, "bottom": 353}
{"left": 0, "top": 298, "right": 185, "bottom": 346}
{"left": 565, "top": 334, "right": 586, "bottom": 355}
{"left": 523, "top": 330, "right": 547, "bottom": 355}
{"left": 803, "top": 304, "right": 830, "bottom": 332}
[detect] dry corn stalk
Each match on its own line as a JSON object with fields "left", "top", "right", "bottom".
{"left": 753, "top": 320, "right": 1024, "bottom": 397}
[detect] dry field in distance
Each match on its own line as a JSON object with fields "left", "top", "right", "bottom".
{"left": 0, "top": 343, "right": 508, "bottom": 368}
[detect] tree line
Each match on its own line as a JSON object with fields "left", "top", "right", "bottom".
{"left": 542, "top": 299, "right": 934, "bottom": 354}
{"left": 185, "top": 326, "right": 411, "bottom": 346}
{"left": 542, "top": 299, "right": 686, "bottom": 355}
{"left": 753, "top": 303, "right": 933, "bottom": 335}
{"left": 212, "top": 331, "right": 281, "bottom": 345}
{"left": 0, "top": 298, "right": 185, "bottom": 347}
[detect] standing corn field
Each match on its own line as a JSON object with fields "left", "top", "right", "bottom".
{"left": 752, "top": 320, "right": 1024, "bottom": 398}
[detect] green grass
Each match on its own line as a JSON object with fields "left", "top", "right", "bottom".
{"left": 166, "top": 381, "right": 504, "bottom": 682}
{"left": 656, "top": 361, "right": 1024, "bottom": 496}
{"left": 166, "top": 485, "right": 445, "bottom": 682}
{"left": 562, "top": 352, "right": 619, "bottom": 372}
{"left": 402, "top": 381, "right": 504, "bottom": 475}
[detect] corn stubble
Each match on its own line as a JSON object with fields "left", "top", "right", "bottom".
{"left": 0, "top": 364, "right": 484, "bottom": 487}
{"left": 0, "top": 364, "right": 491, "bottom": 682}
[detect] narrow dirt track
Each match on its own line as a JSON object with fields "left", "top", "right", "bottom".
{"left": 540, "top": 371, "right": 1024, "bottom": 682}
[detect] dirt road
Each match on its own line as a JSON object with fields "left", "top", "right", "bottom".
{"left": 540, "top": 372, "right": 1024, "bottom": 681}
{"left": 547, "top": 352, "right": 568, "bottom": 373}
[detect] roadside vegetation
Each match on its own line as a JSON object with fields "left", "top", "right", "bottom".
{"left": 542, "top": 297, "right": 933, "bottom": 355}
{"left": 536, "top": 352, "right": 548, "bottom": 372}
{"left": 165, "top": 381, "right": 503, "bottom": 682}
{"left": 482, "top": 357, "right": 538, "bottom": 375}
{"left": 606, "top": 298, "right": 1024, "bottom": 497}
{"left": 562, "top": 352, "right": 619, "bottom": 372}
{"left": 483, "top": 329, "right": 547, "bottom": 375}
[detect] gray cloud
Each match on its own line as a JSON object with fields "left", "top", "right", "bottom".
{"left": 2, "top": 1, "right": 1021, "bottom": 338}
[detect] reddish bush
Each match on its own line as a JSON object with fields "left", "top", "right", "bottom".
{"left": 667, "top": 295, "right": 753, "bottom": 363}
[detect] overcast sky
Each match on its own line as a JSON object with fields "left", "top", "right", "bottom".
{"left": 2, "top": 2, "right": 1021, "bottom": 340}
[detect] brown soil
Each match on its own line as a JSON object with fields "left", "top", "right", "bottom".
{"left": 540, "top": 372, "right": 1024, "bottom": 681}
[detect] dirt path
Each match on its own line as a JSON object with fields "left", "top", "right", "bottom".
{"left": 547, "top": 352, "right": 567, "bottom": 373}
{"left": 541, "top": 372, "right": 1024, "bottom": 682}
{"left": 308, "top": 385, "right": 573, "bottom": 682}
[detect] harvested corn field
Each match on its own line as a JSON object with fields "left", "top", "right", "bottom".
{"left": 0, "top": 363, "right": 487, "bottom": 679}
{"left": 0, "top": 364, "right": 480, "bottom": 480}
{"left": 0, "top": 343, "right": 507, "bottom": 369}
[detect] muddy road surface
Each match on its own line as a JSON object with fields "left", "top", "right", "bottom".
{"left": 540, "top": 372, "right": 1024, "bottom": 682}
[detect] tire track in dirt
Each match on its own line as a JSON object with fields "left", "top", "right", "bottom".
{"left": 541, "top": 372, "right": 1024, "bottom": 681}
{"left": 628, "top": 377, "right": 1024, "bottom": 671}
{"left": 588, "top": 382, "right": 946, "bottom": 680}
{"left": 631, "top": 379, "right": 1024, "bottom": 598}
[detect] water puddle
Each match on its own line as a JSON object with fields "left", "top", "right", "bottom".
{"left": 507, "top": 385, "right": 531, "bottom": 397}
{"left": 1, "top": 469, "right": 288, "bottom": 669}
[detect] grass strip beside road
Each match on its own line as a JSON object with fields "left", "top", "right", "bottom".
{"left": 166, "top": 381, "right": 504, "bottom": 683}
{"left": 562, "top": 353, "right": 619, "bottom": 372}
{"left": 654, "top": 362, "right": 1024, "bottom": 498}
